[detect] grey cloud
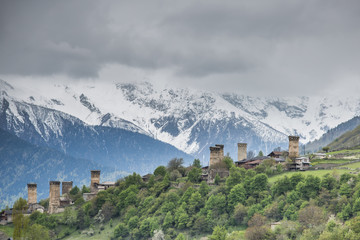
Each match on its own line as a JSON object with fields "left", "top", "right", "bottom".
{"left": 0, "top": 0, "right": 360, "bottom": 96}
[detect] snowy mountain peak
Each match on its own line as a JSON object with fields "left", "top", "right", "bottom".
{"left": 1, "top": 79, "right": 360, "bottom": 158}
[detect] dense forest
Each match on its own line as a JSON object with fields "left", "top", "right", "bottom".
{"left": 7, "top": 157, "right": 360, "bottom": 240}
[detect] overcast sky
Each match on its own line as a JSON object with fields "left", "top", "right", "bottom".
{"left": 1, "top": 0, "right": 360, "bottom": 96}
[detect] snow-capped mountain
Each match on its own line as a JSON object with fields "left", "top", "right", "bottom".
{"left": 1, "top": 79, "right": 360, "bottom": 161}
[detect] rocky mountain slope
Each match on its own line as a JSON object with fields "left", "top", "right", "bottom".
{"left": 1, "top": 79, "right": 360, "bottom": 161}
{"left": 305, "top": 116, "right": 360, "bottom": 152}
{"left": 326, "top": 121, "right": 360, "bottom": 151}
{"left": 0, "top": 97, "right": 192, "bottom": 173}
{"left": 0, "top": 128, "right": 106, "bottom": 209}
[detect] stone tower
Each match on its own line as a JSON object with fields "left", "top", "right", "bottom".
{"left": 288, "top": 136, "right": 300, "bottom": 159}
{"left": 27, "top": 183, "right": 37, "bottom": 204}
{"left": 209, "top": 146, "right": 222, "bottom": 167}
{"left": 91, "top": 170, "right": 101, "bottom": 193}
{"left": 49, "top": 181, "right": 60, "bottom": 214}
{"left": 238, "top": 143, "right": 247, "bottom": 161}
{"left": 62, "top": 181, "right": 73, "bottom": 195}
{"left": 215, "top": 144, "right": 224, "bottom": 157}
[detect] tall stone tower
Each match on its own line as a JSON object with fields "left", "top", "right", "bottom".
{"left": 62, "top": 181, "right": 73, "bottom": 195}
{"left": 288, "top": 136, "right": 300, "bottom": 159}
{"left": 209, "top": 146, "right": 221, "bottom": 167}
{"left": 91, "top": 170, "right": 101, "bottom": 193}
{"left": 215, "top": 144, "right": 224, "bottom": 157}
{"left": 49, "top": 181, "right": 60, "bottom": 214}
{"left": 27, "top": 183, "right": 37, "bottom": 204}
{"left": 238, "top": 143, "right": 247, "bottom": 161}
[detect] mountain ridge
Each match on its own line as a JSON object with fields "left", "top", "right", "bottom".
{"left": 3, "top": 79, "right": 359, "bottom": 159}
{"left": 0, "top": 128, "right": 111, "bottom": 209}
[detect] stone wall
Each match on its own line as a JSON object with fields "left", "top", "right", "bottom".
{"left": 62, "top": 181, "right": 73, "bottom": 195}
{"left": 49, "top": 181, "right": 60, "bottom": 214}
{"left": 238, "top": 143, "right": 247, "bottom": 161}
{"left": 215, "top": 144, "right": 224, "bottom": 158}
{"left": 27, "top": 183, "right": 37, "bottom": 204}
{"left": 91, "top": 170, "right": 100, "bottom": 193}
{"left": 288, "top": 136, "right": 300, "bottom": 159}
{"left": 210, "top": 146, "right": 223, "bottom": 166}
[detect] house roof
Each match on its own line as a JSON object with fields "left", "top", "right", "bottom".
{"left": 235, "top": 156, "right": 271, "bottom": 164}
{"left": 245, "top": 159, "right": 263, "bottom": 165}
{"left": 100, "top": 181, "right": 115, "bottom": 185}
{"left": 268, "top": 151, "right": 283, "bottom": 156}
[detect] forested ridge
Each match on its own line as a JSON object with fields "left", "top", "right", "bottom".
{"left": 6, "top": 158, "right": 360, "bottom": 240}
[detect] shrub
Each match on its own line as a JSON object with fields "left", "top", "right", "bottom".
{"left": 113, "top": 223, "right": 129, "bottom": 238}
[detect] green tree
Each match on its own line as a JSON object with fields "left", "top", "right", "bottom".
{"left": 258, "top": 150, "right": 264, "bottom": 157}
{"left": 188, "top": 192, "right": 203, "bottom": 215}
{"left": 175, "top": 233, "right": 186, "bottom": 240}
{"left": 340, "top": 203, "right": 352, "bottom": 221}
{"left": 81, "top": 185, "right": 90, "bottom": 193}
{"left": 322, "top": 147, "right": 330, "bottom": 153}
{"left": 250, "top": 173, "right": 268, "bottom": 193}
{"left": 210, "top": 225, "right": 227, "bottom": 240}
{"left": 13, "top": 197, "right": 28, "bottom": 240}
{"left": 228, "top": 184, "right": 246, "bottom": 210}
{"left": 62, "top": 207, "right": 76, "bottom": 225}
{"left": 113, "top": 222, "right": 129, "bottom": 238}
{"left": 154, "top": 166, "right": 167, "bottom": 177}
{"left": 139, "top": 217, "right": 159, "bottom": 238}
{"left": 223, "top": 156, "right": 234, "bottom": 169}
{"left": 233, "top": 203, "right": 248, "bottom": 225}
{"left": 193, "top": 215, "right": 208, "bottom": 233}
{"left": 101, "top": 201, "right": 116, "bottom": 222}
{"left": 170, "top": 169, "right": 182, "bottom": 181}
{"left": 76, "top": 208, "right": 89, "bottom": 229}
{"left": 353, "top": 198, "right": 360, "bottom": 213}
{"left": 339, "top": 183, "right": 351, "bottom": 197}
{"left": 128, "top": 216, "right": 139, "bottom": 230}
{"left": 25, "top": 224, "right": 50, "bottom": 240}
{"left": 248, "top": 213, "right": 267, "bottom": 227}
{"left": 349, "top": 215, "right": 360, "bottom": 233}
{"left": 69, "top": 186, "right": 80, "bottom": 195}
{"left": 271, "top": 176, "right": 291, "bottom": 196}
{"left": 226, "top": 166, "right": 246, "bottom": 191}
{"left": 205, "top": 194, "right": 226, "bottom": 216}
{"left": 321, "top": 173, "right": 337, "bottom": 190}
{"left": 188, "top": 167, "right": 202, "bottom": 183}
{"left": 199, "top": 181, "right": 210, "bottom": 197}
{"left": 193, "top": 159, "right": 201, "bottom": 168}
{"left": 163, "top": 211, "right": 174, "bottom": 229}
{"left": 167, "top": 158, "right": 185, "bottom": 172}
{"left": 245, "top": 226, "right": 274, "bottom": 240}
{"left": 298, "top": 205, "right": 326, "bottom": 228}
{"left": 214, "top": 173, "right": 220, "bottom": 185}
{"left": 296, "top": 175, "right": 321, "bottom": 200}
{"left": 245, "top": 214, "right": 274, "bottom": 240}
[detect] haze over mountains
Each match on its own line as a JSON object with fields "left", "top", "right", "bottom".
{"left": 1, "top": 78, "right": 360, "bottom": 208}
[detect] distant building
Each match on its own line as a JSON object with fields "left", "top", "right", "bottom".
{"left": 0, "top": 210, "right": 12, "bottom": 225}
{"left": 268, "top": 151, "right": 288, "bottom": 159}
{"left": 235, "top": 156, "right": 272, "bottom": 169}
{"left": 142, "top": 174, "right": 152, "bottom": 182}
{"left": 288, "top": 157, "right": 311, "bottom": 171}
{"left": 83, "top": 170, "right": 115, "bottom": 201}
{"left": 313, "top": 153, "right": 327, "bottom": 159}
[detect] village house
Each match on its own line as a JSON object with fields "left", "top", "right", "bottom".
{"left": 288, "top": 157, "right": 311, "bottom": 171}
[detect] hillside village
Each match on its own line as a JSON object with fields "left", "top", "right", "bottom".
{"left": 1, "top": 136, "right": 308, "bottom": 225}
{"left": 3, "top": 132, "right": 360, "bottom": 239}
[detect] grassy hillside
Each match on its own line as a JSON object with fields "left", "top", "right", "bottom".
{"left": 327, "top": 123, "right": 360, "bottom": 151}
{"left": 306, "top": 116, "right": 360, "bottom": 153}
